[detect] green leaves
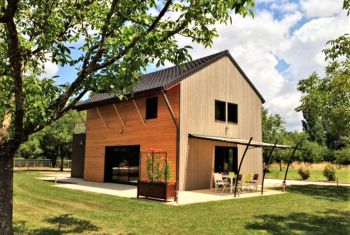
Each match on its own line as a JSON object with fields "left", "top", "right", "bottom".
{"left": 297, "top": 34, "right": 350, "bottom": 151}
{"left": 1, "top": 0, "right": 255, "bottom": 145}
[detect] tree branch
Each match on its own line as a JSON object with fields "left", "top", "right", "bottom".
{"left": 87, "top": 0, "right": 120, "bottom": 67}
{"left": 94, "top": 0, "right": 173, "bottom": 70}
{"left": 58, "top": 88, "right": 88, "bottom": 117}
{"left": 51, "top": 0, "right": 172, "bottom": 118}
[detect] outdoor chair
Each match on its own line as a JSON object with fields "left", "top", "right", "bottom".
{"left": 235, "top": 174, "right": 245, "bottom": 193}
{"left": 246, "top": 174, "right": 259, "bottom": 192}
{"left": 213, "top": 173, "right": 230, "bottom": 193}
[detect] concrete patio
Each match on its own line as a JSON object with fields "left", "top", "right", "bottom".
{"left": 38, "top": 172, "right": 285, "bottom": 205}
{"left": 38, "top": 172, "right": 348, "bottom": 205}
{"left": 38, "top": 173, "right": 137, "bottom": 198}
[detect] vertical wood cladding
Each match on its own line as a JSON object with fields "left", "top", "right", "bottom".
{"left": 180, "top": 57, "right": 263, "bottom": 190}
{"left": 84, "top": 85, "right": 179, "bottom": 182}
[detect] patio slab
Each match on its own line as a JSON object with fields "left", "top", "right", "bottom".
{"left": 38, "top": 173, "right": 347, "bottom": 205}
{"left": 38, "top": 173, "right": 137, "bottom": 198}
{"left": 170, "top": 188, "right": 284, "bottom": 205}
{"left": 38, "top": 173, "right": 284, "bottom": 205}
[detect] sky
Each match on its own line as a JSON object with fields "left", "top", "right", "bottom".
{"left": 48, "top": 0, "right": 349, "bottom": 131}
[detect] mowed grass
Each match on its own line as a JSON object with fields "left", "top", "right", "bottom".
{"left": 14, "top": 171, "right": 350, "bottom": 235}
{"left": 266, "top": 163, "right": 350, "bottom": 184}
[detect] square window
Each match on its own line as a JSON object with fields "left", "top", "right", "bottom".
{"left": 146, "top": 97, "right": 158, "bottom": 119}
{"left": 228, "top": 103, "right": 238, "bottom": 123}
{"left": 215, "top": 100, "right": 226, "bottom": 121}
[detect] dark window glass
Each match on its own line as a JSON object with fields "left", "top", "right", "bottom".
{"left": 146, "top": 97, "right": 158, "bottom": 119}
{"left": 215, "top": 100, "right": 226, "bottom": 121}
{"left": 228, "top": 103, "right": 238, "bottom": 123}
{"left": 214, "top": 147, "right": 238, "bottom": 174}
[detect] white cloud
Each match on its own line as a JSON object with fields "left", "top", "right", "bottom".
{"left": 39, "top": 54, "right": 59, "bottom": 79}
{"left": 43, "top": 61, "right": 59, "bottom": 78}
{"left": 173, "top": 1, "right": 348, "bottom": 131}
{"left": 282, "top": 13, "right": 350, "bottom": 80}
{"left": 301, "top": 0, "right": 344, "bottom": 17}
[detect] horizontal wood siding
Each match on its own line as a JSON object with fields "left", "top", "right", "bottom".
{"left": 84, "top": 85, "right": 179, "bottom": 182}
{"left": 180, "top": 57, "right": 263, "bottom": 190}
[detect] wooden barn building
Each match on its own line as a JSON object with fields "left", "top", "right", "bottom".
{"left": 72, "top": 50, "right": 265, "bottom": 193}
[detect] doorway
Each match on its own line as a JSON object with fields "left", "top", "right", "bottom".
{"left": 104, "top": 145, "right": 140, "bottom": 184}
{"left": 214, "top": 146, "right": 238, "bottom": 174}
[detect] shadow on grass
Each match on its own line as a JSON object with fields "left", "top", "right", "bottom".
{"left": 246, "top": 210, "right": 350, "bottom": 234}
{"left": 287, "top": 185, "right": 350, "bottom": 202}
{"left": 14, "top": 214, "right": 99, "bottom": 234}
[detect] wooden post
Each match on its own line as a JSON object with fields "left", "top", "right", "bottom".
{"left": 283, "top": 143, "right": 300, "bottom": 191}
{"left": 261, "top": 141, "right": 278, "bottom": 195}
{"left": 234, "top": 137, "right": 253, "bottom": 197}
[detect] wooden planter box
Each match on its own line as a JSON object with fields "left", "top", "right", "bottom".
{"left": 137, "top": 181, "right": 176, "bottom": 202}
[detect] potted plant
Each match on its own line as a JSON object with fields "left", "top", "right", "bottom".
{"left": 137, "top": 151, "right": 175, "bottom": 202}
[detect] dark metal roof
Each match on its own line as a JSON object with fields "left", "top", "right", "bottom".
{"left": 74, "top": 50, "right": 265, "bottom": 110}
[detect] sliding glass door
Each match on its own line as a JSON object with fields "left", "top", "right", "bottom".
{"left": 214, "top": 146, "right": 238, "bottom": 174}
{"left": 104, "top": 145, "right": 140, "bottom": 184}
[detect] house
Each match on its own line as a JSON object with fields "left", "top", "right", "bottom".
{"left": 72, "top": 50, "right": 265, "bottom": 193}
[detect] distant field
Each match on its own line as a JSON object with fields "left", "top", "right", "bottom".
{"left": 266, "top": 162, "right": 350, "bottom": 184}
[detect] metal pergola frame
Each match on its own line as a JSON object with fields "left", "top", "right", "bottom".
{"left": 188, "top": 134, "right": 304, "bottom": 197}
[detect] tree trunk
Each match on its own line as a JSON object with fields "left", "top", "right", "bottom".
{"left": 0, "top": 141, "right": 17, "bottom": 235}
{"left": 60, "top": 157, "right": 64, "bottom": 172}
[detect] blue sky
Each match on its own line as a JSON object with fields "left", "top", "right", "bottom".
{"left": 49, "top": 0, "right": 348, "bottom": 130}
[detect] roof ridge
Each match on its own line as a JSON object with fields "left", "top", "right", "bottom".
{"left": 141, "top": 50, "right": 227, "bottom": 78}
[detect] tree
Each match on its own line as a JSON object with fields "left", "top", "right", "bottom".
{"left": 297, "top": 42, "right": 350, "bottom": 150}
{"left": 262, "top": 107, "right": 286, "bottom": 144}
{"left": 296, "top": 73, "right": 326, "bottom": 145}
{"left": 297, "top": 1, "right": 350, "bottom": 151}
{"left": 17, "top": 135, "right": 43, "bottom": 160}
{"left": 40, "top": 111, "right": 81, "bottom": 170}
{"left": 0, "top": 0, "right": 255, "bottom": 233}
{"left": 262, "top": 107, "right": 287, "bottom": 170}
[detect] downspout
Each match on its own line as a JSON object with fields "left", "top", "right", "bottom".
{"left": 161, "top": 89, "right": 180, "bottom": 203}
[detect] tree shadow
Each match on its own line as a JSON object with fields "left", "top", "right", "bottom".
{"left": 287, "top": 185, "right": 350, "bottom": 202}
{"left": 14, "top": 214, "right": 99, "bottom": 234}
{"left": 245, "top": 210, "right": 350, "bottom": 234}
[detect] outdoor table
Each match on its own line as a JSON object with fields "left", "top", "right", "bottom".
{"left": 222, "top": 174, "right": 236, "bottom": 193}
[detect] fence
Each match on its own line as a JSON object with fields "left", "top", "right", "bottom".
{"left": 14, "top": 158, "right": 72, "bottom": 169}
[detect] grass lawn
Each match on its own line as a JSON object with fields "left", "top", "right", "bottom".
{"left": 266, "top": 163, "right": 350, "bottom": 184}
{"left": 14, "top": 171, "right": 350, "bottom": 235}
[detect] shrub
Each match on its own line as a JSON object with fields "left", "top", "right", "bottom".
{"left": 297, "top": 167, "right": 310, "bottom": 180}
{"left": 334, "top": 147, "right": 350, "bottom": 165}
{"left": 323, "top": 164, "right": 336, "bottom": 181}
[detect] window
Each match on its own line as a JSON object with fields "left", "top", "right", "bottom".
{"left": 215, "top": 100, "right": 226, "bottom": 121}
{"left": 146, "top": 97, "right": 158, "bottom": 119}
{"left": 214, "top": 147, "right": 238, "bottom": 173}
{"left": 228, "top": 103, "right": 238, "bottom": 123}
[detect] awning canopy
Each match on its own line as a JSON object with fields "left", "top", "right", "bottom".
{"left": 189, "top": 134, "right": 292, "bottom": 149}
